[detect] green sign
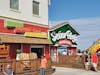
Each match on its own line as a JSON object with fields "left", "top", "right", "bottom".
{"left": 6, "top": 21, "right": 23, "bottom": 28}
{"left": 49, "top": 24, "right": 79, "bottom": 46}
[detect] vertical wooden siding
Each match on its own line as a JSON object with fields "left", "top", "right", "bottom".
{"left": 45, "top": 45, "right": 50, "bottom": 59}
{"left": 22, "top": 44, "right": 30, "bottom": 53}
{"left": 9, "top": 43, "right": 21, "bottom": 59}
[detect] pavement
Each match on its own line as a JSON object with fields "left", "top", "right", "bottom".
{"left": 51, "top": 67, "right": 100, "bottom": 75}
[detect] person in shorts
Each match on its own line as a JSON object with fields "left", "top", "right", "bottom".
{"left": 91, "top": 53, "right": 98, "bottom": 71}
{"left": 40, "top": 55, "right": 47, "bottom": 75}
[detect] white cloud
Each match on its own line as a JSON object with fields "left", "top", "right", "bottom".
{"left": 69, "top": 17, "right": 100, "bottom": 26}
{"left": 49, "top": 17, "right": 100, "bottom": 50}
{"left": 49, "top": 20, "right": 63, "bottom": 27}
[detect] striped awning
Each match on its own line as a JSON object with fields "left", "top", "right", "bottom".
{"left": 0, "top": 34, "right": 52, "bottom": 44}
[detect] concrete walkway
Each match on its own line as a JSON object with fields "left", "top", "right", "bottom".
{"left": 51, "top": 67, "right": 100, "bottom": 75}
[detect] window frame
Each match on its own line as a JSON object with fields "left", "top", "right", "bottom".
{"left": 32, "top": 0, "right": 40, "bottom": 16}
{"left": 10, "top": 0, "right": 19, "bottom": 11}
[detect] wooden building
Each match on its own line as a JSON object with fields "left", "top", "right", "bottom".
{"left": 49, "top": 22, "right": 79, "bottom": 56}
{"left": 0, "top": 0, "right": 51, "bottom": 59}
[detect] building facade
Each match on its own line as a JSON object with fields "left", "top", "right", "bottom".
{"left": 0, "top": 0, "right": 51, "bottom": 59}
{"left": 0, "top": 0, "right": 49, "bottom": 25}
{"left": 49, "top": 22, "right": 79, "bottom": 56}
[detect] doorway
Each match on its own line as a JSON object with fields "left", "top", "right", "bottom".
{"left": 31, "top": 48, "right": 43, "bottom": 58}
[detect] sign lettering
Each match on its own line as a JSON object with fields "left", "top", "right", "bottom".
{"left": 51, "top": 30, "right": 77, "bottom": 43}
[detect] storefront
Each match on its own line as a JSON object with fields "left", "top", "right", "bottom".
{"left": 49, "top": 22, "right": 79, "bottom": 56}
{"left": 0, "top": 18, "right": 51, "bottom": 59}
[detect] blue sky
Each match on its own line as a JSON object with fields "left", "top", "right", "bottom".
{"left": 49, "top": 0, "right": 100, "bottom": 50}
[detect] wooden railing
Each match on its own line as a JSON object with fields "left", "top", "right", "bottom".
{"left": 0, "top": 58, "right": 52, "bottom": 74}
{"left": 1, "top": 55, "right": 100, "bottom": 74}
{"left": 57, "top": 55, "right": 100, "bottom": 69}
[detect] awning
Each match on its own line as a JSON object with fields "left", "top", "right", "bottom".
{"left": 0, "top": 34, "right": 52, "bottom": 44}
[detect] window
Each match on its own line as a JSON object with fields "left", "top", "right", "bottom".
{"left": 10, "top": 0, "right": 19, "bottom": 10}
{"left": 33, "top": 1, "right": 39, "bottom": 15}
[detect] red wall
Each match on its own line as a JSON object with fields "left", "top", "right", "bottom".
{"left": 0, "top": 19, "right": 49, "bottom": 34}
{"left": 0, "top": 19, "right": 49, "bottom": 59}
{"left": 0, "top": 19, "right": 4, "bottom": 29}
{"left": 24, "top": 23, "right": 48, "bottom": 32}
{"left": 9, "top": 43, "right": 21, "bottom": 59}
{"left": 44, "top": 45, "right": 50, "bottom": 59}
{"left": 0, "top": 19, "right": 15, "bottom": 34}
{"left": 22, "top": 44, "right": 30, "bottom": 53}
{"left": 7, "top": 43, "right": 30, "bottom": 59}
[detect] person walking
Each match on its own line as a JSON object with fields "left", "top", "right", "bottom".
{"left": 91, "top": 53, "right": 98, "bottom": 71}
{"left": 84, "top": 51, "right": 90, "bottom": 71}
{"left": 3, "top": 64, "right": 14, "bottom": 75}
{"left": 40, "top": 55, "right": 47, "bottom": 75}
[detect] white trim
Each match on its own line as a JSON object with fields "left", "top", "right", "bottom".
{"left": 0, "top": 32, "right": 24, "bottom": 37}
{"left": 49, "top": 22, "right": 69, "bottom": 31}
{"left": 10, "top": 8, "right": 21, "bottom": 13}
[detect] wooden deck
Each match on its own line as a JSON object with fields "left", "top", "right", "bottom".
{"left": 0, "top": 68, "right": 55, "bottom": 75}
{"left": 0, "top": 58, "right": 53, "bottom": 74}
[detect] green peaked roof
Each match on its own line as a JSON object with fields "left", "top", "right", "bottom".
{"left": 49, "top": 22, "right": 79, "bottom": 35}
{"left": 49, "top": 22, "right": 79, "bottom": 46}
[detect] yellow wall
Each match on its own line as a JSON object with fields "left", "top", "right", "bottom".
{"left": 89, "top": 44, "right": 100, "bottom": 53}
